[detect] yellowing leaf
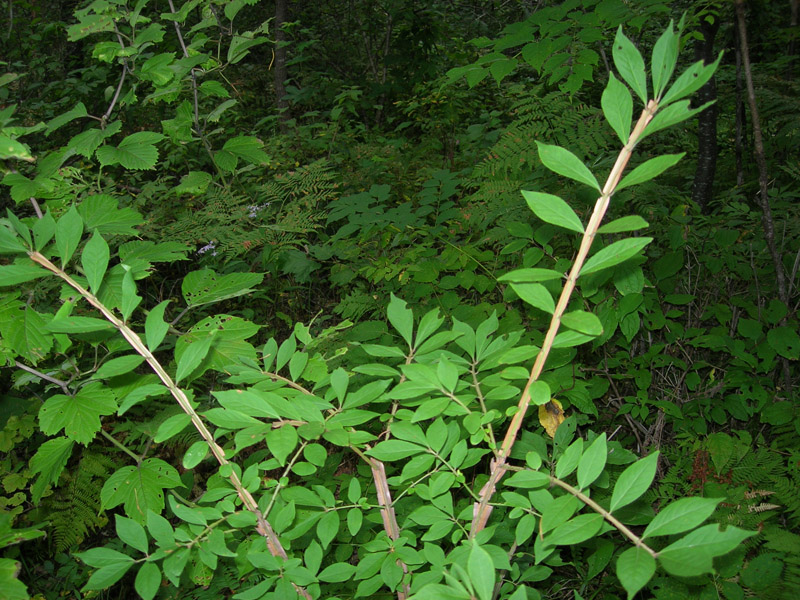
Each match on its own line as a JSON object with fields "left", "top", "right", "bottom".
{"left": 539, "top": 398, "right": 566, "bottom": 438}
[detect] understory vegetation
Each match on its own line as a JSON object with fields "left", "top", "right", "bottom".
{"left": 1, "top": 1, "right": 799, "bottom": 599}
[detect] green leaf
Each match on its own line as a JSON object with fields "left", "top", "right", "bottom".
{"left": 30, "top": 436, "right": 75, "bottom": 503}
{"left": 317, "top": 510, "right": 339, "bottom": 548}
{"left": 0, "top": 222, "right": 27, "bottom": 253}
{"left": 529, "top": 380, "right": 550, "bottom": 406}
{"left": 330, "top": 367, "right": 349, "bottom": 402}
{"left": 175, "top": 332, "right": 214, "bottom": 383}
{"left": 81, "top": 229, "right": 110, "bottom": 293}
{"left": 505, "top": 470, "right": 551, "bottom": 489}
{"left": 643, "top": 497, "right": 721, "bottom": 539}
{"left": 182, "top": 269, "right": 264, "bottom": 308}
{"left": 77, "top": 194, "right": 144, "bottom": 236}
{"left": 266, "top": 425, "right": 298, "bottom": 466}
{"left": 227, "top": 36, "right": 269, "bottom": 64}
{"left": 154, "top": 413, "right": 191, "bottom": 443}
{"left": 555, "top": 438, "right": 584, "bottom": 479}
{"left": 561, "top": 310, "right": 603, "bottom": 336}
{"left": 6, "top": 212, "right": 32, "bottom": 246}
{"left": 388, "top": 293, "right": 414, "bottom": 347}
{"left": 468, "top": 541, "right": 495, "bottom": 600}
{"left": 116, "top": 515, "right": 148, "bottom": 554}
{"left": 100, "top": 458, "right": 182, "bottom": 522}
{"left": 609, "top": 451, "right": 659, "bottom": 512}
{"left": 767, "top": 326, "right": 800, "bottom": 359}
{"left": 499, "top": 268, "right": 563, "bottom": 284}
{"left": 661, "top": 54, "right": 722, "bottom": 107}
{"left": 521, "top": 191, "right": 584, "bottom": 233}
{"left": 145, "top": 300, "right": 171, "bottom": 351}
{"left": 602, "top": 72, "right": 633, "bottom": 144}
{"left": 39, "top": 382, "right": 117, "bottom": 445}
{"left": 642, "top": 100, "right": 713, "bottom": 140}
{"left": 318, "top": 562, "right": 356, "bottom": 583}
{"left": 174, "top": 315, "right": 259, "bottom": 381}
{"left": 0, "top": 263, "right": 49, "bottom": 286}
{"left": 134, "top": 562, "right": 161, "bottom": 600}
{"left": 45, "top": 102, "right": 88, "bottom": 136}
{"left": 140, "top": 53, "right": 175, "bottom": 86}
{"left": 94, "top": 355, "right": 145, "bottom": 380}
{"left": 367, "top": 440, "right": 425, "bottom": 461}
{"left": 120, "top": 269, "right": 141, "bottom": 322}
{"left": 657, "top": 524, "right": 755, "bottom": 577}
{"left": 67, "top": 13, "right": 115, "bottom": 41}
{"left": 55, "top": 205, "right": 84, "bottom": 266}
{"left": 1, "top": 303, "right": 53, "bottom": 364}
{"left": 581, "top": 238, "right": 652, "bottom": 276}
{"left": 0, "top": 134, "right": 34, "bottom": 162}
{"left": 617, "top": 546, "right": 656, "bottom": 600}
{"left": 78, "top": 547, "right": 135, "bottom": 568}
{"left": 173, "top": 171, "right": 212, "bottom": 196}
{"left": 96, "top": 131, "right": 164, "bottom": 170}
{"left": 47, "top": 316, "right": 114, "bottom": 333}
{"left": 437, "top": 356, "right": 458, "bottom": 392}
{"left": 32, "top": 210, "right": 56, "bottom": 250}
{"left": 214, "top": 135, "right": 269, "bottom": 171}
{"left": 489, "top": 58, "right": 517, "bottom": 84}
{"left": 612, "top": 26, "right": 648, "bottom": 105}
{"left": 146, "top": 510, "right": 175, "bottom": 547}
{"left": 577, "top": 433, "right": 607, "bottom": 489}
{"left": 546, "top": 513, "right": 603, "bottom": 546}
{"left": 213, "top": 389, "right": 279, "bottom": 419}
{"left": 82, "top": 560, "right": 134, "bottom": 591}
{"left": 616, "top": 154, "right": 684, "bottom": 191}
{"left": 651, "top": 21, "right": 679, "bottom": 99}
{"left": 536, "top": 142, "right": 600, "bottom": 192}
{"left": 347, "top": 507, "right": 363, "bottom": 536}
{"left": 508, "top": 282, "right": 555, "bottom": 314}
{"left": 119, "top": 384, "right": 168, "bottom": 415}
{"left": 182, "top": 441, "right": 208, "bottom": 469}
{"left": 276, "top": 334, "right": 296, "bottom": 372}
{"left": 597, "top": 216, "right": 649, "bottom": 234}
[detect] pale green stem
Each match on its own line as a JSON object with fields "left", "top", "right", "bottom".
{"left": 549, "top": 476, "right": 658, "bottom": 558}
{"left": 99, "top": 428, "right": 139, "bottom": 462}
{"left": 26, "top": 252, "right": 296, "bottom": 573}
{"left": 470, "top": 99, "right": 660, "bottom": 537}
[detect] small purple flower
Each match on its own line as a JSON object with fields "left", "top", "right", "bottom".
{"left": 247, "top": 202, "right": 271, "bottom": 218}
{"left": 197, "top": 240, "right": 218, "bottom": 256}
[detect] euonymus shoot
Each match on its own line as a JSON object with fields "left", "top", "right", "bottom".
{"left": 0, "top": 17, "right": 753, "bottom": 600}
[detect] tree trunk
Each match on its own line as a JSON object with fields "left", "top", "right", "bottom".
{"left": 789, "top": 0, "right": 799, "bottom": 79}
{"left": 274, "top": 0, "right": 289, "bottom": 133}
{"left": 734, "top": 23, "right": 746, "bottom": 187}
{"left": 691, "top": 14, "right": 720, "bottom": 213}
{"left": 735, "top": 0, "right": 792, "bottom": 394}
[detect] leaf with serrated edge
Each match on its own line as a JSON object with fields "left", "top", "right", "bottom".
{"left": 81, "top": 229, "right": 109, "bottom": 293}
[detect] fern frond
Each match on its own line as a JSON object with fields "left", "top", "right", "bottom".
{"left": 44, "top": 449, "right": 114, "bottom": 552}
